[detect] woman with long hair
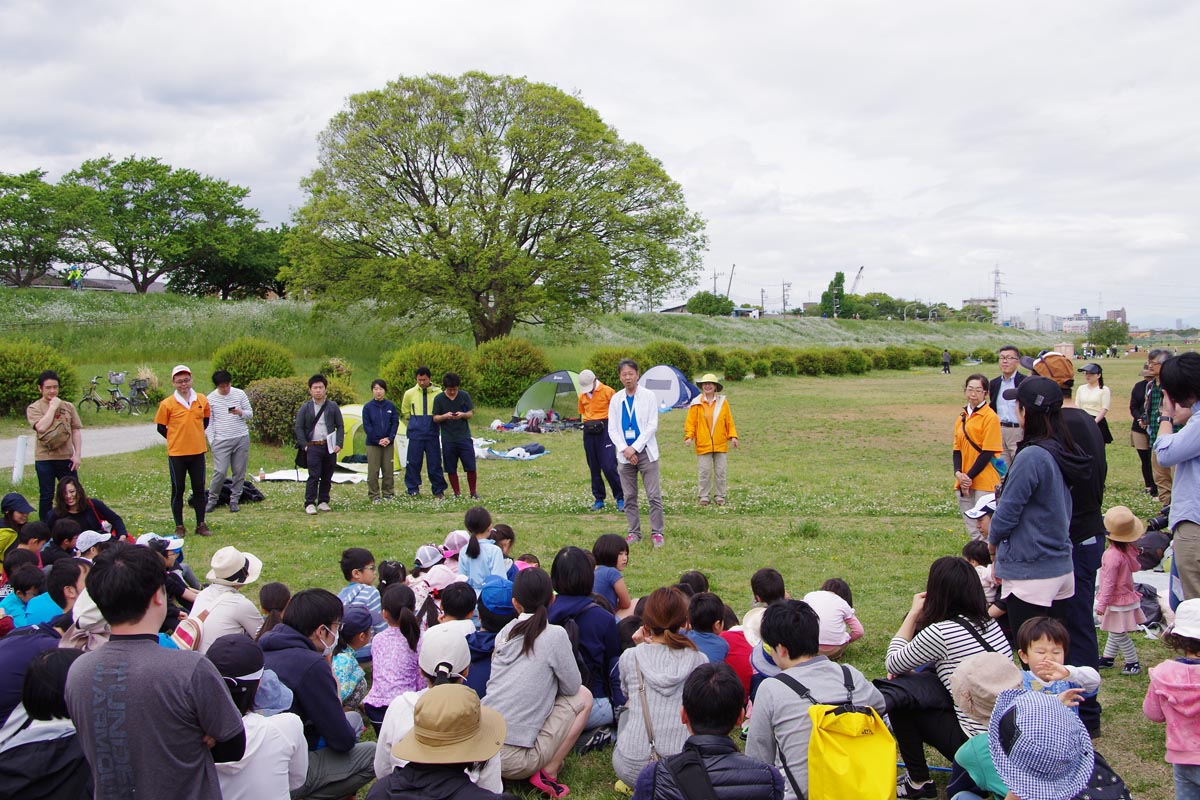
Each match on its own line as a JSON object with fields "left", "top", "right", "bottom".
{"left": 1074, "top": 363, "right": 1113, "bottom": 444}
{"left": 885, "top": 557, "right": 1012, "bottom": 798}
{"left": 482, "top": 567, "right": 592, "bottom": 798}
{"left": 989, "top": 376, "right": 1091, "bottom": 636}
{"left": 611, "top": 586, "right": 708, "bottom": 788}
{"left": 44, "top": 477, "right": 127, "bottom": 539}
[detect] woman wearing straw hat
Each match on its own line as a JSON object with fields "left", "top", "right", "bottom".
{"left": 190, "top": 545, "right": 264, "bottom": 654}
{"left": 684, "top": 374, "right": 738, "bottom": 507}
{"left": 367, "top": 683, "right": 512, "bottom": 800}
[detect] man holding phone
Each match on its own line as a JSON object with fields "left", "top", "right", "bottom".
{"left": 206, "top": 370, "right": 253, "bottom": 514}
{"left": 432, "top": 372, "right": 478, "bottom": 498}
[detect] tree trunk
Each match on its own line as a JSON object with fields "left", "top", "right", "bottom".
{"left": 470, "top": 312, "right": 518, "bottom": 345}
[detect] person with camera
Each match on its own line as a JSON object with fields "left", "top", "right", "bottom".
{"left": 577, "top": 369, "right": 623, "bottom": 512}
{"left": 1155, "top": 352, "right": 1200, "bottom": 600}
{"left": 205, "top": 370, "right": 253, "bottom": 514}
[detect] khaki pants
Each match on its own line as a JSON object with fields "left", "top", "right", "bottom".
{"left": 619, "top": 457, "right": 664, "bottom": 540}
{"left": 1151, "top": 448, "right": 1174, "bottom": 506}
{"left": 958, "top": 489, "right": 988, "bottom": 541}
{"left": 1174, "top": 521, "right": 1200, "bottom": 602}
{"left": 1000, "top": 425, "right": 1023, "bottom": 470}
{"left": 697, "top": 451, "right": 728, "bottom": 502}
{"left": 366, "top": 442, "right": 395, "bottom": 501}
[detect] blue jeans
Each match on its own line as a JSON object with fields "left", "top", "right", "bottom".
{"left": 34, "top": 459, "right": 75, "bottom": 519}
{"left": 1179, "top": 763, "right": 1200, "bottom": 800}
{"left": 584, "top": 695, "right": 613, "bottom": 729}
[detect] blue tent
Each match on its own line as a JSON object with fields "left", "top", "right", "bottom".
{"left": 638, "top": 364, "right": 700, "bottom": 411}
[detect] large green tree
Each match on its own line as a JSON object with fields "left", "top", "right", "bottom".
{"left": 1088, "top": 318, "right": 1130, "bottom": 349}
{"left": 286, "top": 72, "right": 707, "bottom": 344}
{"left": 686, "top": 290, "right": 734, "bottom": 316}
{"left": 0, "top": 170, "right": 80, "bottom": 287}
{"left": 63, "top": 155, "right": 258, "bottom": 293}
{"left": 168, "top": 224, "right": 290, "bottom": 299}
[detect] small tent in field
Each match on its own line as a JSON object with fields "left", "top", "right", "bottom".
{"left": 513, "top": 371, "right": 582, "bottom": 419}
{"left": 638, "top": 365, "right": 700, "bottom": 411}
{"left": 337, "top": 404, "right": 404, "bottom": 469}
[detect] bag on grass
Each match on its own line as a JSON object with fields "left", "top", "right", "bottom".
{"left": 775, "top": 666, "right": 897, "bottom": 800}
{"left": 1135, "top": 582, "right": 1163, "bottom": 628}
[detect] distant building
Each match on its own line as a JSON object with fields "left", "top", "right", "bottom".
{"left": 731, "top": 307, "right": 760, "bottom": 319}
{"left": 961, "top": 296, "right": 999, "bottom": 321}
{"left": 1106, "top": 308, "right": 1127, "bottom": 324}
{"left": 659, "top": 303, "right": 689, "bottom": 314}
{"left": 1061, "top": 308, "right": 1099, "bottom": 335}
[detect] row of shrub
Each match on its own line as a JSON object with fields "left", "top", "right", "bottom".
{"left": 582, "top": 341, "right": 1000, "bottom": 387}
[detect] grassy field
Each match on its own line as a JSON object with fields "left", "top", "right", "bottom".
{"left": 2, "top": 350, "right": 1180, "bottom": 798}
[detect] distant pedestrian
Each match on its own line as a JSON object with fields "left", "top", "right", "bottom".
{"left": 433, "top": 372, "right": 478, "bottom": 499}
{"left": 25, "top": 370, "right": 83, "bottom": 520}
{"left": 942, "top": 349, "right": 951, "bottom": 375}
{"left": 362, "top": 379, "right": 399, "bottom": 504}
{"left": 401, "top": 367, "right": 446, "bottom": 499}
{"left": 294, "top": 374, "right": 344, "bottom": 516}
{"left": 206, "top": 370, "right": 253, "bottom": 514}
{"left": 577, "top": 369, "right": 623, "bottom": 512}
{"left": 155, "top": 365, "right": 211, "bottom": 538}
{"left": 608, "top": 359, "right": 664, "bottom": 548}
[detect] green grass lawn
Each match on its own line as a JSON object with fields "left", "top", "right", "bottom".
{"left": 4, "top": 356, "right": 1178, "bottom": 799}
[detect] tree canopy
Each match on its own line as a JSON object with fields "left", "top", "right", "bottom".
{"left": 286, "top": 72, "right": 707, "bottom": 344}
{"left": 0, "top": 170, "right": 80, "bottom": 287}
{"left": 1088, "top": 318, "right": 1130, "bottom": 349}
{"left": 63, "top": 155, "right": 258, "bottom": 292}
{"left": 686, "top": 290, "right": 734, "bottom": 316}
{"left": 168, "top": 224, "right": 290, "bottom": 299}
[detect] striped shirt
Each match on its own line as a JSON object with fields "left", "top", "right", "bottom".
{"left": 206, "top": 387, "right": 252, "bottom": 441}
{"left": 885, "top": 616, "right": 1011, "bottom": 735}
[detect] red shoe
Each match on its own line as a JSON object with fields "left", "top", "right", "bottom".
{"left": 530, "top": 769, "right": 569, "bottom": 798}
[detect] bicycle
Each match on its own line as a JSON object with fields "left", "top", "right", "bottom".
{"left": 79, "top": 372, "right": 133, "bottom": 415}
{"left": 128, "top": 378, "right": 152, "bottom": 415}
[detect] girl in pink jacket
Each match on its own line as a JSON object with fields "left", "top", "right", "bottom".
{"left": 1095, "top": 506, "right": 1145, "bottom": 674}
{"left": 1144, "top": 599, "right": 1200, "bottom": 799}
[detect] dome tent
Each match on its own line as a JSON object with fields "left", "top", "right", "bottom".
{"left": 638, "top": 364, "right": 700, "bottom": 411}
{"left": 513, "top": 370, "right": 582, "bottom": 419}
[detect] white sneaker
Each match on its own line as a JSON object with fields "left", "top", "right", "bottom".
{"left": 305, "top": 504, "right": 318, "bottom": 515}
{"left": 317, "top": 502, "right": 332, "bottom": 512}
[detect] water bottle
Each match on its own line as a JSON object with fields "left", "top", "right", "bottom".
{"left": 258, "top": 466, "right": 266, "bottom": 482}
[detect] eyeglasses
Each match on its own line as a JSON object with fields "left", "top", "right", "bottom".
{"left": 965, "top": 386, "right": 987, "bottom": 393}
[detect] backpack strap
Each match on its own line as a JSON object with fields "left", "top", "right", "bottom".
{"left": 950, "top": 616, "right": 996, "bottom": 653}
{"left": 771, "top": 673, "right": 815, "bottom": 800}
{"left": 840, "top": 664, "right": 855, "bottom": 705}
{"left": 662, "top": 748, "right": 721, "bottom": 800}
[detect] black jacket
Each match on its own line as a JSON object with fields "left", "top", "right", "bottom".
{"left": 366, "top": 763, "right": 516, "bottom": 800}
{"left": 259, "top": 623, "right": 357, "bottom": 752}
{"left": 294, "top": 399, "right": 345, "bottom": 450}
{"left": 632, "top": 735, "right": 784, "bottom": 800}
{"left": 1061, "top": 407, "right": 1107, "bottom": 540}
{"left": 0, "top": 734, "right": 91, "bottom": 799}
{"left": 988, "top": 371, "right": 1026, "bottom": 411}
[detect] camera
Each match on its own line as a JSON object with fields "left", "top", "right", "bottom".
{"left": 1146, "top": 505, "right": 1171, "bottom": 533}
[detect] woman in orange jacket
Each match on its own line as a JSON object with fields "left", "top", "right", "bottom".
{"left": 684, "top": 374, "right": 739, "bottom": 506}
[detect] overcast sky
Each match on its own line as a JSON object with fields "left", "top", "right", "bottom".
{"left": 3, "top": 1, "right": 1197, "bottom": 327}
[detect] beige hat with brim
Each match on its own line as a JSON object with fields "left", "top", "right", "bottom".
{"left": 741, "top": 606, "right": 766, "bottom": 647}
{"left": 1103, "top": 505, "right": 1145, "bottom": 543}
{"left": 206, "top": 546, "right": 264, "bottom": 587}
{"left": 392, "top": 684, "right": 506, "bottom": 764}
{"left": 695, "top": 373, "right": 724, "bottom": 392}
{"left": 950, "top": 651, "right": 1021, "bottom": 725}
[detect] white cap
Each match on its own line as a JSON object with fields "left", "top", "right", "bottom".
{"left": 578, "top": 369, "right": 597, "bottom": 393}
{"left": 137, "top": 532, "right": 185, "bottom": 551}
{"left": 1172, "top": 599, "right": 1200, "bottom": 639}
{"left": 171, "top": 364, "right": 192, "bottom": 378}
{"left": 76, "top": 530, "right": 113, "bottom": 553}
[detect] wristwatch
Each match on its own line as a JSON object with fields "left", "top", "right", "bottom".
{"left": 1160, "top": 415, "right": 1173, "bottom": 424}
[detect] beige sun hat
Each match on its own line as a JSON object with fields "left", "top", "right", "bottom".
{"left": 695, "top": 373, "right": 724, "bottom": 392}
{"left": 1103, "top": 505, "right": 1145, "bottom": 543}
{"left": 206, "top": 546, "right": 264, "bottom": 587}
{"left": 392, "top": 684, "right": 506, "bottom": 764}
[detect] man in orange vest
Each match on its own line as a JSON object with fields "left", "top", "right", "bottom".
{"left": 577, "top": 369, "right": 624, "bottom": 512}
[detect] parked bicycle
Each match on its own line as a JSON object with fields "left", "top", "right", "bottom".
{"left": 128, "top": 378, "right": 152, "bottom": 415}
{"left": 80, "top": 372, "right": 133, "bottom": 415}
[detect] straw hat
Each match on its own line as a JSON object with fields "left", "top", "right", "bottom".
{"left": 695, "top": 373, "right": 724, "bottom": 392}
{"left": 1103, "top": 505, "right": 1145, "bottom": 543}
{"left": 206, "top": 546, "right": 263, "bottom": 587}
{"left": 392, "top": 684, "right": 506, "bottom": 764}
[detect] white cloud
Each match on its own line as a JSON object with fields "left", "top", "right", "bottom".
{"left": 2, "top": 0, "right": 1197, "bottom": 326}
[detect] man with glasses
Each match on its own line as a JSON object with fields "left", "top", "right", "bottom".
{"left": 989, "top": 346, "right": 1026, "bottom": 469}
{"left": 155, "top": 365, "right": 211, "bottom": 538}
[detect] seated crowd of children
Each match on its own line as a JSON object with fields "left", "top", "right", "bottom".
{"left": 0, "top": 498, "right": 1191, "bottom": 800}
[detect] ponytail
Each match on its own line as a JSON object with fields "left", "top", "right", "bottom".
{"left": 641, "top": 586, "right": 697, "bottom": 651}
{"left": 397, "top": 607, "right": 420, "bottom": 652}
{"left": 510, "top": 606, "right": 549, "bottom": 656}
{"left": 463, "top": 506, "right": 492, "bottom": 558}
{"left": 416, "top": 595, "right": 440, "bottom": 630}
{"left": 509, "top": 567, "right": 553, "bottom": 656}
{"left": 466, "top": 536, "right": 482, "bottom": 559}
{"left": 383, "top": 583, "right": 424, "bottom": 648}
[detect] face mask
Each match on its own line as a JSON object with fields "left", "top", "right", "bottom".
{"left": 319, "top": 626, "right": 336, "bottom": 658}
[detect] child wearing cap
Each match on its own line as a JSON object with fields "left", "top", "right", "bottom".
{"left": 465, "top": 576, "right": 517, "bottom": 700}
{"left": 367, "top": 684, "right": 510, "bottom": 800}
{"left": 0, "top": 492, "right": 35, "bottom": 555}
{"left": 333, "top": 606, "right": 374, "bottom": 712}
{"left": 987, "top": 689, "right": 1095, "bottom": 800}
{"left": 949, "top": 651, "right": 1023, "bottom": 799}
{"left": 409, "top": 543, "right": 468, "bottom": 627}
{"left": 1145, "top": 597, "right": 1200, "bottom": 798}
{"left": 75, "top": 530, "right": 113, "bottom": 562}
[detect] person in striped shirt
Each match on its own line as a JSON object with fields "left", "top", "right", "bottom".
{"left": 206, "top": 370, "right": 253, "bottom": 514}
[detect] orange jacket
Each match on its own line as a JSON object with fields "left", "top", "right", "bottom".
{"left": 579, "top": 381, "right": 616, "bottom": 421}
{"left": 685, "top": 394, "right": 738, "bottom": 454}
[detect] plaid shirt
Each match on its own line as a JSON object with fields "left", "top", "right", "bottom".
{"left": 1145, "top": 380, "right": 1181, "bottom": 445}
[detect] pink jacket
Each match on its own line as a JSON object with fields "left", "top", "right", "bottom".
{"left": 1144, "top": 659, "right": 1200, "bottom": 764}
{"left": 1094, "top": 544, "right": 1140, "bottom": 614}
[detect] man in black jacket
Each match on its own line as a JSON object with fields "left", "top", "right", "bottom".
{"left": 632, "top": 662, "right": 783, "bottom": 800}
{"left": 989, "top": 345, "right": 1026, "bottom": 468}
{"left": 294, "top": 374, "right": 345, "bottom": 515}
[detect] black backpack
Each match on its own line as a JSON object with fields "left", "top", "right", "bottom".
{"left": 559, "top": 608, "right": 609, "bottom": 697}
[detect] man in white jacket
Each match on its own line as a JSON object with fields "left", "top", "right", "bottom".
{"left": 608, "top": 359, "right": 665, "bottom": 547}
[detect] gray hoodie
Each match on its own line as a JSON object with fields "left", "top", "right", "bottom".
{"left": 611, "top": 642, "right": 708, "bottom": 786}
{"left": 482, "top": 617, "right": 581, "bottom": 748}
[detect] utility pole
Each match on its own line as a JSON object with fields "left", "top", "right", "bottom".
{"left": 760, "top": 288, "right": 766, "bottom": 310}
{"left": 992, "top": 265, "right": 1004, "bottom": 324}
{"left": 781, "top": 280, "right": 792, "bottom": 314}
{"left": 1035, "top": 306, "right": 1040, "bottom": 333}
{"left": 710, "top": 264, "right": 724, "bottom": 296}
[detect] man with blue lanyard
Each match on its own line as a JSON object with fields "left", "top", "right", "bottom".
{"left": 607, "top": 359, "right": 665, "bottom": 547}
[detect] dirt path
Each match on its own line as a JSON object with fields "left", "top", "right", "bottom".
{"left": 1, "top": 424, "right": 161, "bottom": 468}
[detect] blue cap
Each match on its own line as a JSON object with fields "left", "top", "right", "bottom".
{"left": 478, "top": 575, "right": 514, "bottom": 614}
{"left": 340, "top": 605, "right": 374, "bottom": 637}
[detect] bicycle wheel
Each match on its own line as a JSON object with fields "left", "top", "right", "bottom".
{"left": 129, "top": 395, "right": 150, "bottom": 416}
{"left": 114, "top": 397, "right": 132, "bottom": 415}
{"left": 79, "top": 396, "right": 102, "bottom": 415}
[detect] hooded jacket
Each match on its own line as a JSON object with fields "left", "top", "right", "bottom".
{"left": 988, "top": 441, "right": 1089, "bottom": 581}
{"left": 632, "top": 735, "right": 784, "bottom": 800}
{"left": 464, "top": 630, "right": 497, "bottom": 700}
{"left": 0, "top": 719, "right": 91, "bottom": 800}
{"left": 547, "top": 595, "right": 625, "bottom": 704}
{"left": 684, "top": 394, "right": 738, "bottom": 455}
{"left": 259, "top": 623, "right": 357, "bottom": 752}
{"left": 362, "top": 397, "right": 400, "bottom": 445}
{"left": 1144, "top": 659, "right": 1200, "bottom": 765}
{"left": 365, "top": 762, "right": 511, "bottom": 800}
{"left": 612, "top": 642, "right": 709, "bottom": 786}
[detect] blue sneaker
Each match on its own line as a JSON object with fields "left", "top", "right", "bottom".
{"left": 590, "top": 500, "right": 605, "bottom": 511}
{"left": 617, "top": 499, "right": 625, "bottom": 511}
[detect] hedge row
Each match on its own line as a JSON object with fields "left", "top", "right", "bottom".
{"left": 585, "top": 341, "right": 1007, "bottom": 384}
{"left": 0, "top": 341, "right": 80, "bottom": 417}
{"left": 377, "top": 337, "right": 552, "bottom": 407}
